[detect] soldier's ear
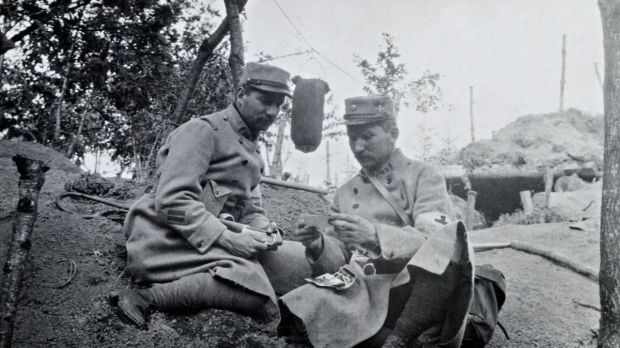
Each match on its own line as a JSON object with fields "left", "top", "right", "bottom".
{"left": 235, "top": 86, "right": 247, "bottom": 102}
{"left": 388, "top": 127, "right": 399, "bottom": 143}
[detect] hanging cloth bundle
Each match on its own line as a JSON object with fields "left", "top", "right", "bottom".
{"left": 290, "top": 76, "right": 330, "bottom": 153}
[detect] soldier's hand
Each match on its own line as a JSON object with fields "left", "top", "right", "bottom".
{"left": 295, "top": 221, "right": 324, "bottom": 258}
{"left": 328, "top": 212, "right": 378, "bottom": 251}
{"left": 216, "top": 229, "right": 269, "bottom": 259}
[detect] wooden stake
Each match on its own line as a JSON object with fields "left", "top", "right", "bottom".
{"left": 225, "top": 0, "right": 244, "bottom": 88}
{"left": 0, "top": 156, "right": 48, "bottom": 348}
{"left": 469, "top": 86, "right": 475, "bottom": 143}
{"left": 544, "top": 167, "right": 554, "bottom": 208}
{"left": 520, "top": 190, "right": 533, "bottom": 215}
{"left": 559, "top": 34, "right": 567, "bottom": 112}
{"left": 594, "top": 62, "right": 605, "bottom": 91}
{"left": 465, "top": 190, "right": 478, "bottom": 230}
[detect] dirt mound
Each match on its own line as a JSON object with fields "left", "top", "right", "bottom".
{"left": 459, "top": 108, "right": 603, "bottom": 172}
{"left": 0, "top": 140, "right": 81, "bottom": 174}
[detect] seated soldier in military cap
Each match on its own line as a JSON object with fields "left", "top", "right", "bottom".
{"left": 109, "top": 62, "right": 313, "bottom": 328}
{"left": 282, "top": 95, "right": 474, "bottom": 348}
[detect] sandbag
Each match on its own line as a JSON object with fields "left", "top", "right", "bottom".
{"left": 290, "top": 76, "right": 330, "bottom": 153}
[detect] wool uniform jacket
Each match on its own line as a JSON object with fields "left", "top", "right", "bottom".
{"left": 123, "top": 106, "right": 310, "bottom": 311}
{"left": 280, "top": 149, "right": 475, "bottom": 348}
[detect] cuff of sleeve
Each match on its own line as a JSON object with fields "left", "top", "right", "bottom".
{"left": 240, "top": 213, "right": 270, "bottom": 229}
{"left": 376, "top": 223, "right": 427, "bottom": 260}
{"left": 408, "top": 221, "right": 460, "bottom": 275}
{"left": 305, "top": 235, "right": 346, "bottom": 276}
{"left": 187, "top": 214, "right": 228, "bottom": 254}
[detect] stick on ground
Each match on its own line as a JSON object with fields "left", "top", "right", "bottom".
{"left": 0, "top": 155, "right": 48, "bottom": 348}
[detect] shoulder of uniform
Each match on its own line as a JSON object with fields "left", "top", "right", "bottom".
{"left": 197, "top": 109, "right": 232, "bottom": 131}
{"left": 336, "top": 174, "right": 363, "bottom": 194}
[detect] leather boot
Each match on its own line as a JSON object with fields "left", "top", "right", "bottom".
{"left": 109, "top": 288, "right": 154, "bottom": 329}
{"left": 110, "top": 272, "right": 269, "bottom": 329}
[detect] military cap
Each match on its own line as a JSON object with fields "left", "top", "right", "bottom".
{"left": 240, "top": 62, "right": 292, "bottom": 97}
{"left": 343, "top": 95, "right": 396, "bottom": 125}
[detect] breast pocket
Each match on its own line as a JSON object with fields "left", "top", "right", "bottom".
{"left": 200, "top": 179, "right": 233, "bottom": 215}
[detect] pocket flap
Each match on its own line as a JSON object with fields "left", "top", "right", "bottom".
{"left": 210, "top": 179, "right": 232, "bottom": 198}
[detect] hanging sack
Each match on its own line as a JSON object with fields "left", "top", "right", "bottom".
{"left": 461, "top": 264, "right": 509, "bottom": 348}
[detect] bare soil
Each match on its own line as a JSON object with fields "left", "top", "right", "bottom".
{"left": 0, "top": 142, "right": 600, "bottom": 347}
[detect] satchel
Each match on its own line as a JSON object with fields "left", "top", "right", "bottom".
{"left": 461, "top": 264, "right": 509, "bottom": 348}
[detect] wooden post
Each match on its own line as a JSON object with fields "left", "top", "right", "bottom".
{"left": 559, "top": 34, "right": 567, "bottom": 112}
{"left": 167, "top": 0, "right": 248, "bottom": 128}
{"left": 520, "top": 190, "right": 533, "bottom": 215}
{"left": 598, "top": 1, "right": 620, "bottom": 346}
{"left": 469, "top": 86, "right": 475, "bottom": 144}
{"left": 0, "top": 156, "right": 48, "bottom": 348}
{"left": 224, "top": 0, "right": 244, "bottom": 88}
{"left": 325, "top": 140, "right": 331, "bottom": 186}
{"left": 544, "top": 167, "right": 554, "bottom": 208}
{"left": 465, "top": 190, "right": 478, "bottom": 230}
{"left": 595, "top": 62, "right": 605, "bottom": 91}
{"left": 270, "top": 114, "right": 287, "bottom": 179}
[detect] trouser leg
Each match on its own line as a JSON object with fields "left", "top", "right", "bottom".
{"left": 111, "top": 272, "right": 268, "bottom": 328}
{"left": 257, "top": 241, "right": 312, "bottom": 295}
{"left": 146, "top": 272, "right": 268, "bottom": 315}
{"left": 382, "top": 263, "right": 462, "bottom": 348}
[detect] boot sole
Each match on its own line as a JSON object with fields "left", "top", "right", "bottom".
{"left": 109, "top": 291, "right": 148, "bottom": 329}
{"left": 115, "top": 301, "right": 147, "bottom": 330}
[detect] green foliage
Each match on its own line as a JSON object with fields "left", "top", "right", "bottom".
{"left": 0, "top": 0, "right": 232, "bottom": 170}
{"left": 355, "top": 33, "right": 442, "bottom": 113}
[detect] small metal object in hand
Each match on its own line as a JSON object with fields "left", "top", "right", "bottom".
{"left": 305, "top": 265, "right": 356, "bottom": 291}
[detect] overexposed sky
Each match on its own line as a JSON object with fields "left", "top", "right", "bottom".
{"left": 237, "top": 0, "right": 604, "bottom": 186}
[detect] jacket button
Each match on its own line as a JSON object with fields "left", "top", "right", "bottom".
{"left": 242, "top": 160, "right": 248, "bottom": 165}
{"left": 223, "top": 116, "right": 229, "bottom": 121}
{"left": 353, "top": 188, "right": 359, "bottom": 194}
{"left": 353, "top": 203, "right": 359, "bottom": 209}
{"left": 215, "top": 190, "right": 220, "bottom": 195}
{"left": 239, "top": 138, "right": 244, "bottom": 144}
{"left": 198, "top": 241, "right": 205, "bottom": 248}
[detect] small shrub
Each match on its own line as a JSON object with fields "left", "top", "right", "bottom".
{"left": 494, "top": 206, "right": 568, "bottom": 226}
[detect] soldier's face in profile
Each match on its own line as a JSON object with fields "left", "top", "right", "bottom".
{"left": 237, "top": 87, "right": 285, "bottom": 132}
{"left": 347, "top": 123, "right": 398, "bottom": 170}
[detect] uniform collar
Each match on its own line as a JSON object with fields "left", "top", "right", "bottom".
{"left": 359, "top": 148, "right": 404, "bottom": 180}
{"left": 227, "top": 105, "right": 256, "bottom": 141}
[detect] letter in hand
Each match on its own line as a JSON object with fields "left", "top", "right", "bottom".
{"left": 295, "top": 214, "right": 326, "bottom": 258}
{"left": 328, "top": 212, "right": 379, "bottom": 251}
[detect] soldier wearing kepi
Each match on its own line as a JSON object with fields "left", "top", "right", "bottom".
{"left": 110, "top": 62, "right": 311, "bottom": 328}
{"left": 282, "top": 95, "right": 475, "bottom": 347}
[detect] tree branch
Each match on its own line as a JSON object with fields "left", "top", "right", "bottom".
{"left": 170, "top": 0, "right": 248, "bottom": 126}
{"left": 225, "top": 0, "right": 244, "bottom": 88}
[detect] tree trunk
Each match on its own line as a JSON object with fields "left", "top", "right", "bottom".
{"left": 0, "top": 32, "right": 14, "bottom": 56}
{"left": 0, "top": 156, "right": 48, "bottom": 348}
{"left": 225, "top": 0, "right": 245, "bottom": 88}
{"left": 66, "top": 91, "right": 94, "bottom": 158}
{"left": 270, "top": 115, "right": 287, "bottom": 179}
{"left": 53, "top": 40, "right": 77, "bottom": 144}
{"left": 170, "top": 0, "right": 248, "bottom": 127}
{"left": 598, "top": 1, "right": 620, "bottom": 347}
